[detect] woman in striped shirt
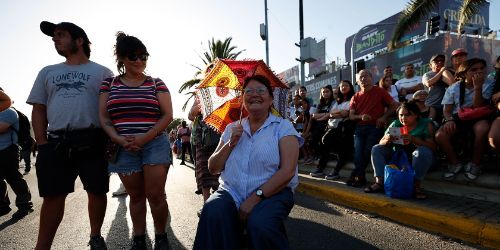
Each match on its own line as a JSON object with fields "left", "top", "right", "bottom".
{"left": 99, "top": 32, "right": 173, "bottom": 250}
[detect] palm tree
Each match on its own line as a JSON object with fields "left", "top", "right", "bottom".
{"left": 179, "top": 37, "right": 245, "bottom": 111}
{"left": 389, "top": 0, "right": 488, "bottom": 50}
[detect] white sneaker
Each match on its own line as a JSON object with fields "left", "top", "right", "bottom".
{"left": 443, "top": 163, "right": 463, "bottom": 180}
{"left": 464, "top": 162, "right": 482, "bottom": 181}
{"left": 112, "top": 184, "right": 127, "bottom": 197}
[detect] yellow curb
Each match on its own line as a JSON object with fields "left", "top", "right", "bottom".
{"left": 297, "top": 179, "right": 500, "bottom": 249}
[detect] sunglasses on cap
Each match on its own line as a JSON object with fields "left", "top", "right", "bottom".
{"left": 127, "top": 53, "right": 149, "bottom": 61}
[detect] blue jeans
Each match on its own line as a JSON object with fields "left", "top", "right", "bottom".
{"left": 371, "top": 144, "right": 434, "bottom": 180}
{"left": 351, "top": 125, "right": 384, "bottom": 177}
{"left": 194, "top": 188, "right": 294, "bottom": 250}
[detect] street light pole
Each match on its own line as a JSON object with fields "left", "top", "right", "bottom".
{"left": 264, "top": 0, "right": 269, "bottom": 65}
{"left": 299, "top": 0, "right": 305, "bottom": 86}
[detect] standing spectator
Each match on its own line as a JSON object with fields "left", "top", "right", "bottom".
{"left": 422, "top": 54, "right": 455, "bottom": 123}
{"left": 0, "top": 92, "right": 33, "bottom": 218}
{"left": 99, "top": 32, "right": 173, "bottom": 249}
{"left": 0, "top": 87, "right": 12, "bottom": 112}
{"left": 27, "top": 21, "right": 112, "bottom": 250}
{"left": 299, "top": 86, "right": 313, "bottom": 107}
{"left": 188, "top": 96, "right": 220, "bottom": 216}
{"left": 436, "top": 58, "right": 494, "bottom": 180}
{"left": 178, "top": 120, "right": 193, "bottom": 165}
{"left": 348, "top": 70, "right": 398, "bottom": 187}
{"left": 395, "top": 63, "right": 424, "bottom": 102}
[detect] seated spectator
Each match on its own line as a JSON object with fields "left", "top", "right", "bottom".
{"left": 310, "top": 80, "right": 355, "bottom": 179}
{"left": 379, "top": 73, "right": 399, "bottom": 102}
{"left": 422, "top": 54, "right": 455, "bottom": 123}
{"left": 194, "top": 75, "right": 303, "bottom": 250}
{"left": 436, "top": 58, "right": 494, "bottom": 180}
{"left": 411, "top": 90, "right": 436, "bottom": 121}
{"left": 367, "top": 102, "right": 436, "bottom": 199}
{"left": 302, "top": 86, "right": 334, "bottom": 164}
{"left": 395, "top": 64, "right": 424, "bottom": 102}
{"left": 488, "top": 60, "right": 500, "bottom": 152}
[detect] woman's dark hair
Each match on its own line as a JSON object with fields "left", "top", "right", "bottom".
{"left": 396, "top": 101, "right": 421, "bottom": 118}
{"left": 318, "top": 85, "right": 334, "bottom": 109}
{"left": 243, "top": 75, "right": 273, "bottom": 98}
{"left": 455, "top": 58, "right": 486, "bottom": 106}
{"left": 114, "top": 31, "right": 149, "bottom": 75}
{"left": 336, "top": 80, "right": 355, "bottom": 104}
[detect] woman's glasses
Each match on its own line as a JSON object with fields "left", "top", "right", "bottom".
{"left": 244, "top": 87, "right": 268, "bottom": 95}
{"left": 127, "top": 53, "right": 149, "bottom": 61}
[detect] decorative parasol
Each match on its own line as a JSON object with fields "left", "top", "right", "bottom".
{"left": 196, "top": 59, "right": 289, "bottom": 133}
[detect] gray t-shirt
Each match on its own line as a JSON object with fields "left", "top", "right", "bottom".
{"left": 423, "top": 71, "right": 447, "bottom": 107}
{"left": 27, "top": 61, "right": 113, "bottom": 131}
{"left": 0, "top": 108, "right": 19, "bottom": 150}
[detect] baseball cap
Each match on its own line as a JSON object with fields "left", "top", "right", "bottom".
{"left": 40, "top": 21, "right": 90, "bottom": 43}
{"left": 429, "top": 54, "right": 445, "bottom": 63}
{"left": 451, "top": 48, "right": 467, "bottom": 57}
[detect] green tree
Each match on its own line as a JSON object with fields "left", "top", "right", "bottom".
{"left": 167, "top": 118, "right": 183, "bottom": 133}
{"left": 389, "top": 0, "right": 488, "bottom": 50}
{"left": 179, "top": 37, "right": 245, "bottom": 111}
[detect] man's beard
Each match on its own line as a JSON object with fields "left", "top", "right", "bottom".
{"left": 56, "top": 40, "right": 79, "bottom": 57}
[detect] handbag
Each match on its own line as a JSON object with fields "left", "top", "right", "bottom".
{"left": 104, "top": 140, "right": 120, "bottom": 163}
{"left": 457, "top": 105, "right": 495, "bottom": 121}
{"left": 384, "top": 150, "right": 415, "bottom": 199}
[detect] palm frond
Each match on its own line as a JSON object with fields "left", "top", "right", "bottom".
{"left": 457, "top": 0, "right": 488, "bottom": 35}
{"left": 389, "top": 0, "right": 439, "bottom": 50}
{"left": 181, "top": 91, "right": 197, "bottom": 111}
{"left": 178, "top": 79, "right": 201, "bottom": 93}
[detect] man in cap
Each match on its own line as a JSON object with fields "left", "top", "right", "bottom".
{"left": 422, "top": 54, "right": 455, "bottom": 123}
{"left": 27, "top": 21, "right": 113, "bottom": 250}
{"left": 448, "top": 48, "right": 468, "bottom": 76}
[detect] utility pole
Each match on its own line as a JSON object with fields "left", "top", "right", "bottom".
{"left": 264, "top": 0, "right": 269, "bottom": 65}
{"left": 299, "top": 0, "right": 305, "bottom": 86}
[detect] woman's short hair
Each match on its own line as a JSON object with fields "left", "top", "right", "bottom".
{"left": 243, "top": 75, "right": 273, "bottom": 98}
{"left": 114, "top": 31, "right": 149, "bottom": 75}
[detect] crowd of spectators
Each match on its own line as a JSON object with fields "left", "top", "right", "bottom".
{"left": 289, "top": 49, "right": 500, "bottom": 199}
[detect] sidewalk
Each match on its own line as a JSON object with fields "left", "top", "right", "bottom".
{"left": 297, "top": 162, "right": 500, "bottom": 249}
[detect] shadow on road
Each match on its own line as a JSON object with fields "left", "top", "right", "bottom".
{"left": 104, "top": 196, "right": 187, "bottom": 249}
{"left": 293, "top": 192, "right": 342, "bottom": 216}
{"left": 286, "top": 217, "right": 377, "bottom": 250}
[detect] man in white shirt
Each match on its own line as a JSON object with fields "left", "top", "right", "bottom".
{"left": 395, "top": 63, "right": 424, "bottom": 101}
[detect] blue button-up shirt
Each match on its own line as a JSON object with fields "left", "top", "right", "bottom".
{"left": 219, "top": 113, "right": 304, "bottom": 208}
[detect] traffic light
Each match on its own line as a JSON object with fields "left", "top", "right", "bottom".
{"left": 428, "top": 15, "right": 440, "bottom": 35}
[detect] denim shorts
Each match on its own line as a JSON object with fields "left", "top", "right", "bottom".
{"left": 108, "top": 134, "right": 171, "bottom": 174}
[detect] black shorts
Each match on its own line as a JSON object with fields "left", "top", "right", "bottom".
{"left": 35, "top": 129, "right": 109, "bottom": 197}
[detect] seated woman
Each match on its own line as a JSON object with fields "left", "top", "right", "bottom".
{"left": 193, "top": 75, "right": 303, "bottom": 250}
{"left": 302, "top": 85, "right": 334, "bottom": 164}
{"left": 310, "top": 80, "right": 355, "bottom": 179}
{"left": 488, "top": 62, "right": 500, "bottom": 152}
{"left": 379, "top": 73, "right": 399, "bottom": 103}
{"left": 367, "top": 102, "right": 436, "bottom": 199}
{"left": 436, "top": 58, "right": 494, "bottom": 180}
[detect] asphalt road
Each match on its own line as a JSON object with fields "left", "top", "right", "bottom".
{"left": 0, "top": 158, "right": 479, "bottom": 249}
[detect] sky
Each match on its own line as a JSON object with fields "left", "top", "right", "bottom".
{"left": 1, "top": 0, "right": 499, "bottom": 119}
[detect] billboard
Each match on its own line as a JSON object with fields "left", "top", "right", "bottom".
{"left": 308, "top": 39, "right": 326, "bottom": 77}
{"left": 277, "top": 65, "right": 300, "bottom": 87}
{"left": 344, "top": 0, "right": 491, "bottom": 62}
